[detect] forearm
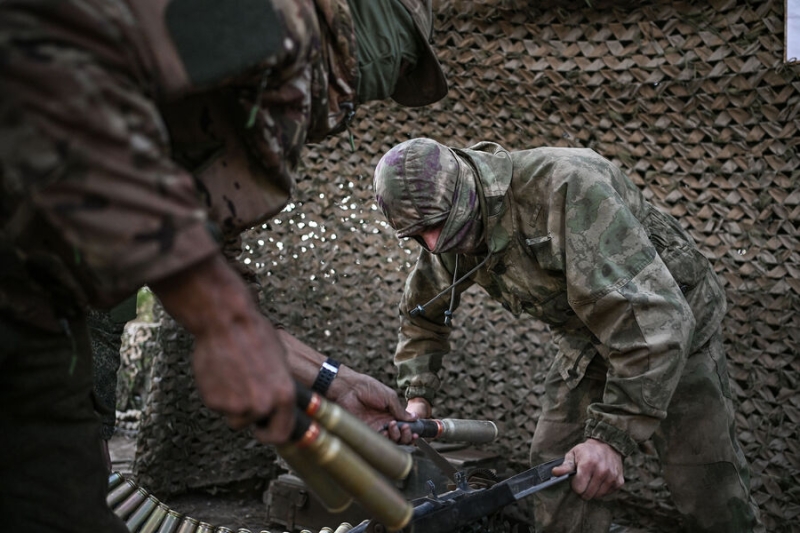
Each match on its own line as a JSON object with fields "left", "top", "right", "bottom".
{"left": 150, "top": 254, "right": 268, "bottom": 340}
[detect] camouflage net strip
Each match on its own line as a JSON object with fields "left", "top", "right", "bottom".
{"left": 132, "top": 1, "right": 800, "bottom": 531}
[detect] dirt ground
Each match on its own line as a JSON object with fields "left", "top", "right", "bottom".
{"left": 109, "top": 434, "right": 278, "bottom": 531}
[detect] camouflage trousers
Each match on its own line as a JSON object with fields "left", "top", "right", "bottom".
{"left": 529, "top": 329, "right": 763, "bottom": 533}
{"left": 0, "top": 314, "right": 128, "bottom": 532}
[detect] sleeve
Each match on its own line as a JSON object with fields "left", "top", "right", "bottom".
{"left": 559, "top": 161, "right": 695, "bottom": 456}
{"left": 394, "top": 249, "right": 474, "bottom": 402}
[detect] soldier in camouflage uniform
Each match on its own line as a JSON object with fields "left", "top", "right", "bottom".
{"left": 373, "top": 138, "right": 763, "bottom": 532}
{"left": 0, "top": 1, "right": 446, "bottom": 530}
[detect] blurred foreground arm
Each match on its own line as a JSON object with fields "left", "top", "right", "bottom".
{"left": 150, "top": 254, "right": 296, "bottom": 443}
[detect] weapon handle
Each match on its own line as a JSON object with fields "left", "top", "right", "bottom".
{"left": 296, "top": 384, "right": 413, "bottom": 480}
{"left": 400, "top": 418, "right": 499, "bottom": 444}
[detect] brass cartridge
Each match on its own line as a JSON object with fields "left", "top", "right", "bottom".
{"left": 107, "top": 479, "right": 137, "bottom": 508}
{"left": 107, "top": 471, "right": 124, "bottom": 491}
{"left": 297, "top": 420, "right": 413, "bottom": 531}
{"left": 113, "top": 487, "right": 149, "bottom": 518}
{"left": 125, "top": 494, "right": 159, "bottom": 530}
{"left": 298, "top": 389, "right": 412, "bottom": 481}
{"left": 196, "top": 521, "right": 214, "bottom": 533}
{"left": 156, "top": 509, "right": 183, "bottom": 533}
{"left": 277, "top": 443, "right": 353, "bottom": 512}
{"left": 138, "top": 502, "right": 169, "bottom": 533}
{"left": 175, "top": 517, "right": 199, "bottom": 533}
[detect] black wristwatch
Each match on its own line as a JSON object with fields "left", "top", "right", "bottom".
{"left": 311, "top": 358, "right": 340, "bottom": 396}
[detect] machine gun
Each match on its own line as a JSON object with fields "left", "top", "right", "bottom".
{"left": 281, "top": 385, "right": 573, "bottom": 533}
{"left": 348, "top": 444, "right": 571, "bottom": 533}
{"left": 106, "top": 384, "right": 571, "bottom": 533}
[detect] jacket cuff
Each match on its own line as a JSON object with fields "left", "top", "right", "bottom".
{"left": 405, "top": 385, "right": 437, "bottom": 404}
{"left": 584, "top": 419, "right": 638, "bottom": 457}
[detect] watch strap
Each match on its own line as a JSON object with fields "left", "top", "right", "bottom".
{"left": 312, "top": 358, "right": 340, "bottom": 396}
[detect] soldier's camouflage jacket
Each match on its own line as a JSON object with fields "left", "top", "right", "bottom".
{"left": 0, "top": 0, "right": 396, "bottom": 330}
{"left": 393, "top": 143, "right": 726, "bottom": 455}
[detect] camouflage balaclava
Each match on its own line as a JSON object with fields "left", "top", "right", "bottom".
{"left": 373, "top": 138, "right": 484, "bottom": 254}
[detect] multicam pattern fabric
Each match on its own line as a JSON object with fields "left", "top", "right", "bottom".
{"left": 0, "top": 0, "right": 359, "bottom": 330}
{"left": 376, "top": 140, "right": 762, "bottom": 531}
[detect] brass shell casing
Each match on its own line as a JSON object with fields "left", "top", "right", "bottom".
{"left": 195, "top": 522, "right": 215, "bottom": 533}
{"left": 107, "top": 479, "right": 137, "bottom": 508}
{"left": 114, "top": 487, "right": 149, "bottom": 518}
{"left": 138, "top": 503, "right": 169, "bottom": 533}
{"left": 277, "top": 442, "right": 353, "bottom": 513}
{"left": 175, "top": 517, "right": 199, "bottom": 533}
{"left": 299, "top": 423, "right": 413, "bottom": 531}
{"left": 126, "top": 494, "right": 159, "bottom": 530}
{"left": 156, "top": 510, "right": 184, "bottom": 533}
{"left": 306, "top": 393, "right": 412, "bottom": 481}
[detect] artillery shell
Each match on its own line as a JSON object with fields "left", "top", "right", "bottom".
{"left": 114, "top": 487, "right": 149, "bottom": 518}
{"left": 175, "top": 517, "right": 199, "bottom": 533}
{"left": 107, "top": 479, "right": 137, "bottom": 508}
{"left": 126, "top": 494, "right": 159, "bottom": 530}
{"left": 156, "top": 509, "right": 183, "bottom": 533}
{"left": 138, "top": 502, "right": 169, "bottom": 533}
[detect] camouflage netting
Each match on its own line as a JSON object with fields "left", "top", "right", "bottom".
{"left": 131, "top": 0, "right": 800, "bottom": 530}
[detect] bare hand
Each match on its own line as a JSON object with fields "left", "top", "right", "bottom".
{"left": 151, "top": 255, "right": 297, "bottom": 444}
{"left": 405, "top": 397, "right": 432, "bottom": 419}
{"left": 332, "top": 367, "right": 418, "bottom": 445}
{"left": 551, "top": 438, "right": 624, "bottom": 500}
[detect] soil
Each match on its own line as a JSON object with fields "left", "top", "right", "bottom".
{"left": 109, "top": 434, "right": 277, "bottom": 532}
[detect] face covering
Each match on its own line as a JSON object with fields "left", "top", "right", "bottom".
{"left": 374, "top": 138, "right": 485, "bottom": 255}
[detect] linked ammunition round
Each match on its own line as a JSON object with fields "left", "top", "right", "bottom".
{"left": 107, "top": 479, "right": 137, "bottom": 508}
{"left": 333, "top": 523, "right": 353, "bottom": 533}
{"left": 126, "top": 494, "right": 159, "bottom": 530}
{"left": 108, "top": 471, "right": 124, "bottom": 491}
{"left": 138, "top": 502, "right": 169, "bottom": 533}
{"left": 114, "top": 487, "right": 149, "bottom": 518}
{"left": 196, "top": 521, "right": 214, "bottom": 533}
{"left": 156, "top": 509, "right": 183, "bottom": 533}
{"left": 214, "top": 527, "right": 233, "bottom": 533}
{"left": 175, "top": 516, "right": 199, "bottom": 533}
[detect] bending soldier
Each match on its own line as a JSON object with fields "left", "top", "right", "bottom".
{"left": 372, "top": 138, "right": 763, "bottom": 532}
{"left": 0, "top": 1, "right": 446, "bottom": 531}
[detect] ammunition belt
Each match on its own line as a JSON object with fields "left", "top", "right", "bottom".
{"left": 107, "top": 471, "right": 353, "bottom": 533}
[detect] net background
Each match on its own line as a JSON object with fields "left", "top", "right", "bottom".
{"left": 131, "top": 1, "right": 800, "bottom": 530}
